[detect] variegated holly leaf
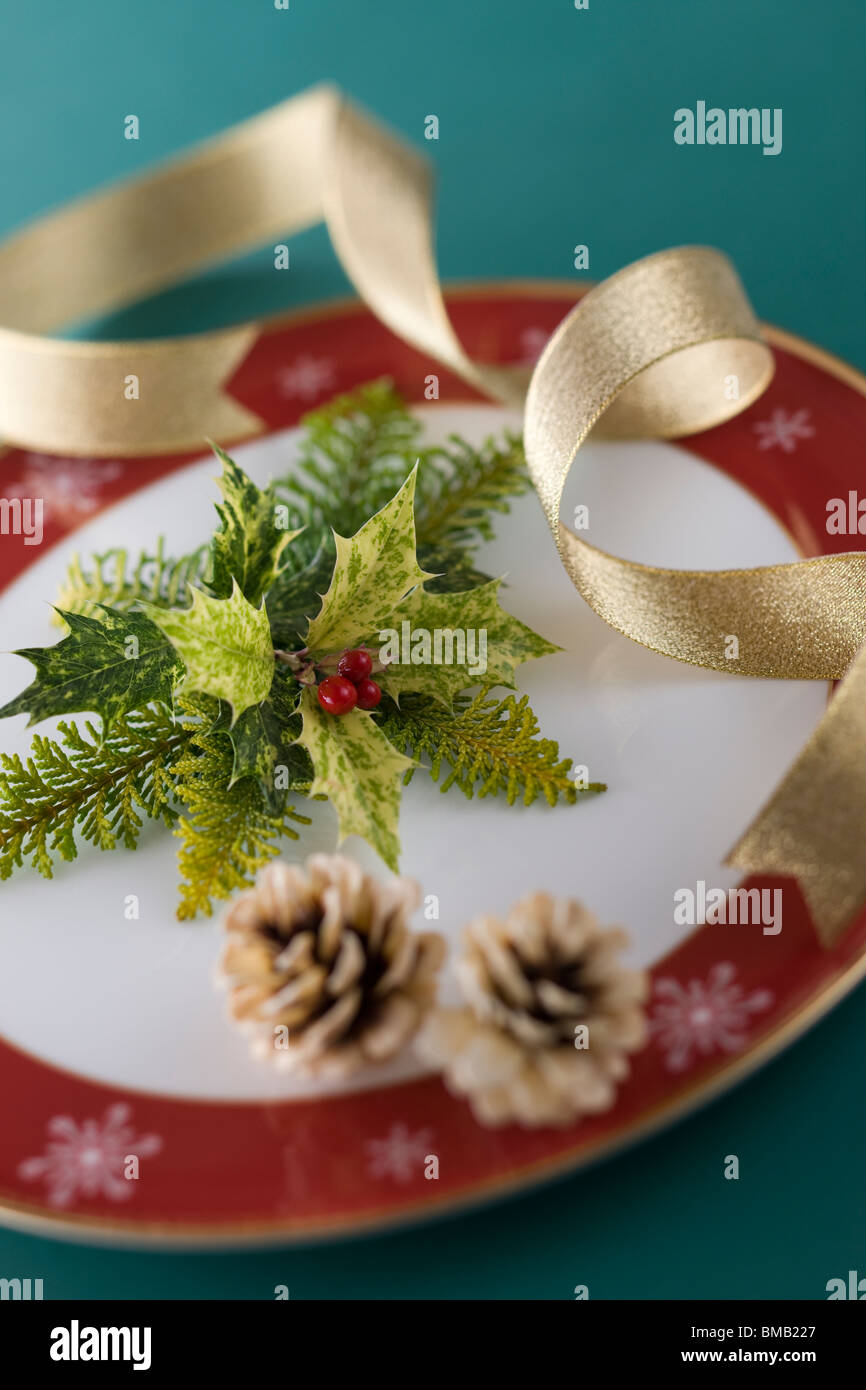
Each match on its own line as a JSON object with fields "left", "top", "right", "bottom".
{"left": 145, "top": 581, "right": 273, "bottom": 723}
{"left": 373, "top": 578, "right": 560, "bottom": 708}
{"left": 206, "top": 446, "right": 302, "bottom": 605}
{"left": 227, "top": 676, "right": 311, "bottom": 810}
{"left": 304, "top": 468, "right": 434, "bottom": 653}
{"left": 295, "top": 686, "right": 414, "bottom": 870}
{"left": 0, "top": 606, "right": 182, "bottom": 731}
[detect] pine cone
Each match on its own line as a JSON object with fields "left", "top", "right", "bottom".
{"left": 218, "top": 855, "right": 445, "bottom": 1078}
{"left": 417, "top": 892, "right": 647, "bottom": 1128}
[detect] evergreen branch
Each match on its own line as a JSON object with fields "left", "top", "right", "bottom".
{"left": 173, "top": 696, "right": 311, "bottom": 920}
{"left": 275, "top": 379, "right": 423, "bottom": 539}
{"left": 413, "top": 431, "right": 530, "bottom": 550}
{"left": 0, "top": 705, "right": 184, "bottom": 880}
{"left": 378, "top": 691, "right": 605, "bottom": 807}
{"left": 274, "top": 379, "right": 529, "bottom": 554}
{"left": 54, "top": 540, "right": 209, "bottom": 623}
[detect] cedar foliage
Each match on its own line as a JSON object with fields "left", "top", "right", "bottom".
{"left": 0, "top": 705, "right": 183, "bottom": 879}
{"left": 379, "top": 691, "right": 605, "bottom": 807}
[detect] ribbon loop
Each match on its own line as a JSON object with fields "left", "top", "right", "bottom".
{"left": 522, "top": 246, "right": 866, "bottom": 943}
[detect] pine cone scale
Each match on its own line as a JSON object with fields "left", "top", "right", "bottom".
{"left": 324, "top": 929, "right": 366, "bottom": 995}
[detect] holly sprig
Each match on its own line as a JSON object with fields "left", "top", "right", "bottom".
{"left": 0, "top": 380, "right": 604, "bottom": 916}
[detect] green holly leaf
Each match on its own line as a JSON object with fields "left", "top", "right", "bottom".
{"left": 374, "top": 578, "right": 560, "bottom": 707}
{"left": 206, "top": 445, "right": 302, "bottom": 605}
{"left": 145, "top": 581, "right": 274, "bottom": 723}
{"left": 228, "top": 701, "right": 288, "bottom": 807}
{"left": 295, "top": 686, "right": 414, "bottom": 870}
{"left": 227, "top": 676, "right": 311, "bottom": 810}
{"left": 304, "top": 468, "right": 434, "bottom": 654}
{"left": 265, "top": 537, "right": 336, "bottom": 649}
{"left": 0, "top": 607, "right": 182, "bottom": 731}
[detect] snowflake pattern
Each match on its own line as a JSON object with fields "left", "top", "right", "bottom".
{"left": 18, "top": 1103, "right": 162, "bottom": 1208}
{"left": 519, "top": 326, "right": 551, "bottom": 365}
{"left": 650, "top": 962, "right": 773, "bottom": 1073}
{"left": 365, "top": 1123, "right": 433, "bottom": 1183}
{"left": 277, "top": 354, "right": 337, "bottom": 401}
{"left": 752, "top": 407, "right": 815, "bottom": 453}
{"left": 3, "top": 455, "right": 123, "bottom": 525}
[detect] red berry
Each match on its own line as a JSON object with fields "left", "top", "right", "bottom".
{"left": 317, "top": 675, "right": 358, "bottom": 715}
{"left": 337, "top": 647, "right": 373, "bottom": 682}
{"left": 354, "top": 677, "right": 382, "bottom": 710}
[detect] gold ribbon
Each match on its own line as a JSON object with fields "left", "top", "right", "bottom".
{"left": 0, "top": 84, "right": 524, "bottom": 455}
{"left": 523, "top": 252, "right": 866, "bottom": 945}
{"left": 0, "top": 86, "right": 862, "bottom": 942}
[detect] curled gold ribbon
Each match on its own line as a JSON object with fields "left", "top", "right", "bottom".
{"left": 523, "top": 252, "right": 866, "bottom": 945}
{"left": 0, "top": 86, "right": 862, "bottom": 942}
{"left": 0, "top": 84, "right": 525, "bottom": 455}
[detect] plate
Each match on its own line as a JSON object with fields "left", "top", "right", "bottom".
{"left": 0, "top": 283, "right": 864, "bottom": 1246}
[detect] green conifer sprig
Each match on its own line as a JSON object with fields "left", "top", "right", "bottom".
{"left": 275, "top": 379, "right": 423, "bottom": 540}
{"left": 378, "top": 691, "right": 606, "bottom": 807}
{"left": 275, "top": 379, "right": 529, "bottom": 552}
{"left": 0, "top": 705, "right": 183, "bottom": 880}
{"left": 413, "top": 431, "right": 530, "bottom": 550}
{"left": 54, "top": 541, "right": 209, "bottom": 623}
{"left": 172, "top": 696, "right": 311, "bottom": 920}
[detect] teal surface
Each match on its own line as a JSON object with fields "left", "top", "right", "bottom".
{"left": 0, "top": 0, "right": 863, "bottom": 1298}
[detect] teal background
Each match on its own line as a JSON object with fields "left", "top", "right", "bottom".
{"left": 1, "top": 0, "right": 864, "bottom": 1298}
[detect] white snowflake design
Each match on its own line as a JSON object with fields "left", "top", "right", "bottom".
{"left": 277, "top": 354, "right": 337, "bottom": 401}
{"left": 18, "top": 1103, "right": 162, "bottom": 1208}
{"left": 365, "top": 1123, "right": 433, "bottom": 1183}
{"left": 519, "top": 325, "right": 550, "bottom": 364}
{"left": 650, "top": 962, "right": 773, "bottom": 1073}
{"left": 752, "top": 407, "right": 815, "bottom": 453}
{"left": 4, "top": 455, "right": 123, "bottom": 525}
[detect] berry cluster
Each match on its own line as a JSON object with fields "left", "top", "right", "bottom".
{"left": 316, "top": 649, "right": 382, "bottom": 716}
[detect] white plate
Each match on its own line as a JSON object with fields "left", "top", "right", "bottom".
{"left": 0, "top": 404, "right": 826, "bottom": 1100}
